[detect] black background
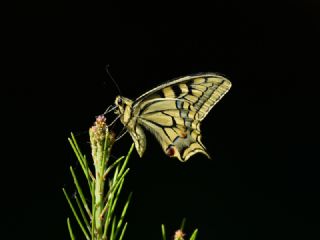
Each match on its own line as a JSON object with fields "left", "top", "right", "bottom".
{"left": 7, "top": 1, "right": 320, "bottom": 239}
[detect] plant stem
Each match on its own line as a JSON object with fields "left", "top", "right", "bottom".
{"left": 65, "top": 116, "right": 132, "bottom": 240}
{"left": 94, "top": 143, "right": 106, "bottom": 235}
{"left": 89, "top": 115, "right": 115, "bottom": 239}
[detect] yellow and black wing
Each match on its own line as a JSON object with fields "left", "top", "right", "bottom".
{"left": 133, "top": 73, "right": 231, "bottom": 161}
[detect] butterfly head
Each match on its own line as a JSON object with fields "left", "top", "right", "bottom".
{"left": 114, "top": 96, "right": 129, "bottom": 113}
{"left": 114, "top": 96, "right": 123, "bottom": 114}
{"left": 114, "top": 95, "right": 134, "bottom": 121}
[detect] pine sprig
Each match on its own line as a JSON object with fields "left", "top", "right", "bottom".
{"left": 63, "top": 115, "right": 133, "bottom": 240}
{"left": 64, "top": 115, "right": 200, "bottom": 239}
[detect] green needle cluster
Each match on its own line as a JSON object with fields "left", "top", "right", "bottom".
{"left": 63, "top": 116, "right": 133, "bottom": 240}
{"left": 63, "top": 115, "right": 199, "bottom": 240}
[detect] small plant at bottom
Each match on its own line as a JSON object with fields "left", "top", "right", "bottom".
{"left": 161, "top": 218, "right": 198, "bottom": 240}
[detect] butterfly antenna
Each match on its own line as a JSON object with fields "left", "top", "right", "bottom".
{"left": 105, "top": 64, "right": 122, "bottom": 96}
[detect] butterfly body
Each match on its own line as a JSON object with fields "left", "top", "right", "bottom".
{"left": 114, "top": 73, "right": 231, "bottom": 162}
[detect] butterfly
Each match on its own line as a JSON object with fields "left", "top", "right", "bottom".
{"left": 111, "top": 73, "right": 231, "bottom": 162}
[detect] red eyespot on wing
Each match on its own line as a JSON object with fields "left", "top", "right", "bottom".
{"left": 166, "top": 146, "right": 175, "bottom": 157}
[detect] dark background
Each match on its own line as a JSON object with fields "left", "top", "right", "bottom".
{"left": 7, "top": 1, "right": 319, "bottom": 239}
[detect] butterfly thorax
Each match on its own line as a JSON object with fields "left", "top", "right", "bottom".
{"left": 114, "top": 95, "right": 147, "bottom": 157}
{"left": 114, "top": 96, "right": 135, "bottom": 125}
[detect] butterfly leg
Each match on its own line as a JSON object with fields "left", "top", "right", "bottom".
{"left": 115, "top": 127, "right": 129, "bottom": 141}
{"left": 103, "top": 104, "right": 117, "bottom": 115}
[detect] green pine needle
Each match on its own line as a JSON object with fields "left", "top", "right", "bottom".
{"left": 118, "top": 222, "right": 128, "bottom": 240}
{"left": 161, "top": 224, "right": 167, "bottom": 240}
{"left": 74, "top": 194, "right": 91, "bottom": 231}
{"left": 63, "top": 188, "right": 90, "bottom": 240}
{"left": 70, "top": 166, "right": 91, "bottom": 218}
{"left": 189, "top": 229, "right": 198, "bottom": 240}
{"left": 67, "top": 218, "right": 75, "bottom": 240}
{"left": 180, "top": 218, "right": 186, "bottom": 231}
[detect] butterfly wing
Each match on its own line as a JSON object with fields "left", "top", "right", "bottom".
{"left": 133, "top": 73, "right": 231, "bottom": 161}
